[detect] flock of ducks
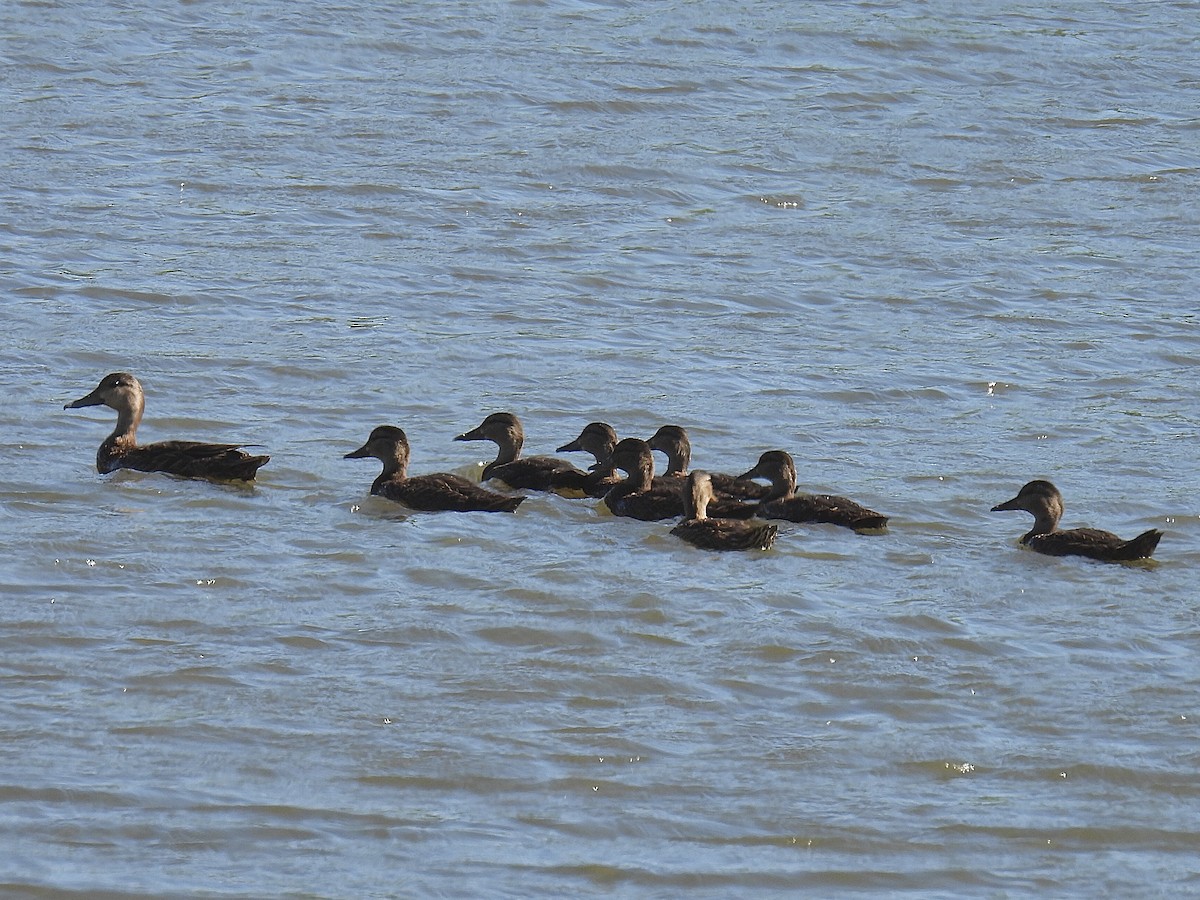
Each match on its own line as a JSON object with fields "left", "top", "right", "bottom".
{"left": 64, "top": 373, "right": 1164, "bottom": 563}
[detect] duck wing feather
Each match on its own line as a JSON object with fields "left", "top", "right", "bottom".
{"left": 119, "top": 440, "right": 269, "bottom": 481}
{"left": 758, "top": 492, "right": 887, "bottom": 531}
{"left": 378, "top": 473, "right": 523, "bottom": 512}
{"left": 1026, "top": 527, "right": 1161, "bottom": 561}
{"left": 484, "top": 456, "right": 587, "bottom": 492}
{"left": 671, "top": 518, "right": 778, "bottom": 551}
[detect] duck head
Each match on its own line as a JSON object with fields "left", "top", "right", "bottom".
{"left": 65, "top": 372, "right": 146, "bottom": 439}
{"left": 557, "top": 421, "right": 618, "bottom": 464}
{"left": 65, "top": 372, "right": 144, "bottom": 415}
{"left": 738, "top": 449, "right": 796, "bottom": 501}
{"left": 991, "top": 479, "right": 1063, "bottom": 534}
{"left": 646, "top": 424, "right": 691, "bottom": 476}
{"left": 455, "top": 412, "right": 524, "bottom": 461}
{"left": 345, "top": 425, "right": 411, "bottom": 477}
{"left": 593, "top": 437, "right": 655, "bottom": 493}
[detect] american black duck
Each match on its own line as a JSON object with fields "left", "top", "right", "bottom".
{"left": 991, "top": 480, "right": 1161, "bottom": 561}
{"left": 738, "top": 449, "right": 888, "bottom": 532}
{"left": 64, "top": 372, "right": 268, "bottom": 481}
{"left": 454, "top": 412, "right": 587, "bottom": 492}
{"left": 599, "top": 438, "right": 755, "bottom": 522}
{"left": 346, "top": 425, "right": 523, "bottom": 513}
{"left": 670, "top": 472, "right": 777, "bottom": 551}
{"left": 646, "top": 424, "right": 769, "bottom": 500}
{"left": 555, "top": 421, "right": 621, "bottom": 497}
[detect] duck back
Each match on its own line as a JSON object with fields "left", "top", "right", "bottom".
{"left": 605, "top": 484, "right": 756, "bottom": 521}
{"left": 671, "top": 518, "right": 778, "bottom": 551}
{"left": 110, "top": 440, "right": 269, "bottom": 481}
{"left": 484, "top": 456, "right": 587, "bottom": 492}
{"left": 377, "top": 473, "right": 524, "bottom": 513}
{"left": 1026, "top": 526, "right": 1162, "bottom": 561}
{"left": 758, "top": 492, "right": 888, "bottom": 531}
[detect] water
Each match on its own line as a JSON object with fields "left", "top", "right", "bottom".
{"left": 3, "top": 1, "right": 1199, "bottom": 896}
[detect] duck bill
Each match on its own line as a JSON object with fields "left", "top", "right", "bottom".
{"left": 454, "top": 427, "right": 485, "bottom": 442}
{"left": 557, "top": 438, "right": 582, "bottom": 453}
{"left": 991, "top": 496, "right": 1021, "bottom": 512}
{"left": 737, "top": 465, "right": 764, "bottom": 482}
{"left": 344, "top": 444, "right": 372, "bottom": 459}
{"left": 64, "top": 388, "right": 105, "bottom": 410}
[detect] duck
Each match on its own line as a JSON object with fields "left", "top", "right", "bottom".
{"left": 555, "top": 421, "right": 622, "bottom": 498}
{"left": 558, "top": 422, "right": 711, "bottom": 498}
{"left": 346, "top": 425, "right": 523, "bottom": 513}
{"left": 646, "top": 424, "right": 770, "bottom": 500}
{"left": 454, "top": 412, "right": 588, "bottom": 492}
{"left": 738, "top": 449, "right": 888, "bottom": 531}
{"left": 670, "top": 472, "right": 778, "bottom": 551}
{"left": 598, "top": 438, "right": 756, "bottom": 522}
{"left": 991, "top": 480, "right": 1162, "bottom": 561}
{"left": 63, "top": 372, "right": 269, "bottom": 481}
{"left": 557, "top": 421, "right": 618, "bottom": 466}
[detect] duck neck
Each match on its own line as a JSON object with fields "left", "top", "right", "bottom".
{"left": 761, "top": 469, "right": 795, "bottom": 503}
{"left": 603, "top": 472, "right": 639, "bottom": 508}
{"left": 593, "top": 441, "right": 616, "bottom": 466}
{"left": 1022, "top": 505, "right": 1060, "bottom": 540}
{"left": 625, "top": 460, "right": 654, "bottom": 493}
{"left": 491, "top": 434, "right": 521, "bottom": 466}
{"left": 662, "top": 448, "right": 688, "bottom": 477}
{"left": 603, "top": 460, "right": 652, "bottom": 507}
{"left": 684, "top": 486, "right": 710, "bottom": 520}
{"left": 481, "top": 436, "right": 520, "bottom": 480}
{"left": 372, "top": 450, "right": 408, "bottom": 491}
{"left": 102, "top": 395, "right": 143, "bottom": 453}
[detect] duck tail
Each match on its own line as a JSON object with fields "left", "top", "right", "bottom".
{"left": 852, "top": 513, "right": 889, "bottom": 532}
{"left": 496, "top": 495, "right": 525, "bottom": 513}
{"left": 231, "top": 454, "right": 271, "bottom": 481}
{"left": 1117, "top": 528, "right": 1162, "bottom": 560}
{"left": 753, "top": 523, "right": 779, "bottom": 551}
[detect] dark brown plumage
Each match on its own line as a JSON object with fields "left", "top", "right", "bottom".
{"left": 454, "top": 412, "right": 588, "bottom": 492}
{"left": 346, "top": 425, "right": 523, "bottom": 513}
{"left": 738, "top": 450, "right": 888, "bottom": 532}
{"left": 670, "top": 472, "right": 777, "bottom": 551}
{"left": 646, "top": 424, "right": 769, "bottom": 500}
{"left": 64, "top": 372, "right": 269, "bottom": 481}
{"left": 991, "top": 480, "right": 1161, "bottom": 562}
{"left": 556, "top": 421, "right": 619, "bottom": 462}
{"left": 555, "top": 421, "right": 621, "bottom": 498}
{"left": 598, "top": 438, "right": 756, "bottom": 522}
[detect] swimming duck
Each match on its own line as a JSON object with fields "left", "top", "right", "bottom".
{"left": 346, "top": 425, "right": 523, "bottom": 513}
{"left": 738, "top": 450, "right": 888, "bottom": 531}
{"left": 558, "top": 422, "right": 709, "bottom": 497}
{"left": 991, "top": 480, "right": 1161, "bottom": 561}
{"left": 646, "top": 424, "right": 769, "bottom": 500}
{"left": 557, "top": 421, "right": 619, "bottom": 465}
{"left": 454, "top": 412, "right": 588, "bottom": 492}
{"left": 671, "top": 472, "right": 778, "bottom": 551}
{"left": 555, "top": 421, "right": 621, "bottom": 497}
{"left": 63, "top": 372, "right": 269, "bottom": 481}
{"left": 598, "top": 438, "right": 756, "bottom": 521}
